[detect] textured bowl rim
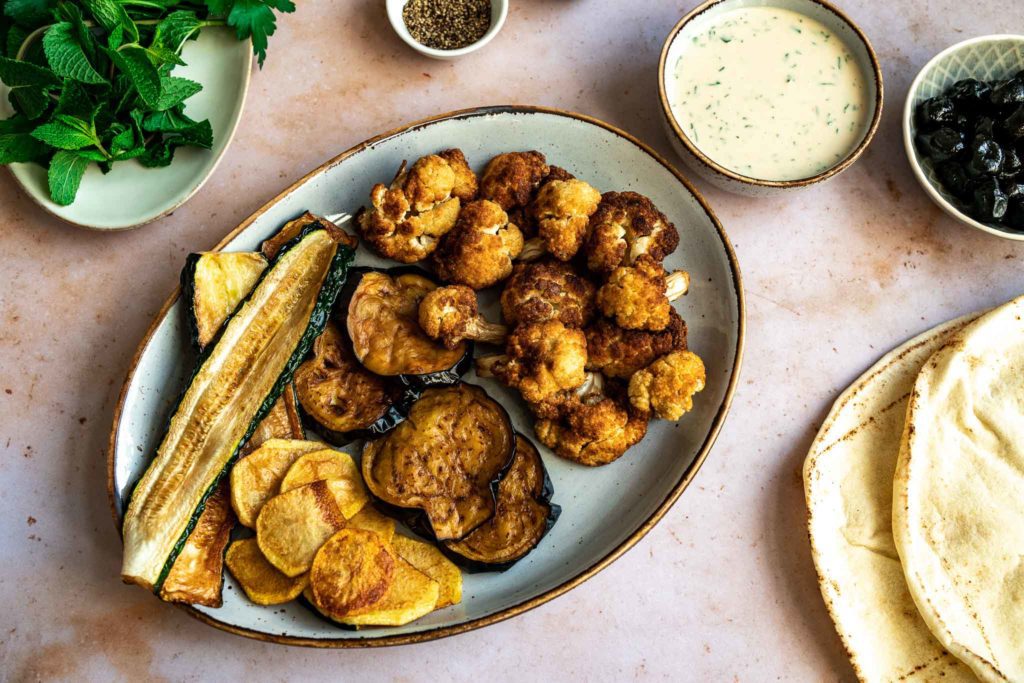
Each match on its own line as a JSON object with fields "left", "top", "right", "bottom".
{"left": 106, "top": 104, "right": 746, "bottom": 649}
{"left": 658, "top": 0, "right": 884, "bottom": 189}
{"left": 384, "top": 0, "right": 508, "bottom": 59}
{"left": 902, "top": 33, "right": 1024, "bottom": 241}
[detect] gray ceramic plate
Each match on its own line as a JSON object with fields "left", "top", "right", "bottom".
{"left": 107, "top": 106, "right": 745, "bottom": 647}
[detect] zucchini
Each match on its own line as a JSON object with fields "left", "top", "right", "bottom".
{"left": 182, "top": 251, "right": 269, "bottom": 350}
{"left": 121, "top": 223, "right": 354, "bottom": 592}
{"left": 158, "top": 481, "right": 235, "bottom": 606}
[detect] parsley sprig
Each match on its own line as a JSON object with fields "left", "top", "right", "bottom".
{"left": 0, "top": 0, "right": 294, "bottom": 205}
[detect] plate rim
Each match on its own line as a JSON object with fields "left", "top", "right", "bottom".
{"left": 105, "top": 104, "right": 747, "bottom": 647}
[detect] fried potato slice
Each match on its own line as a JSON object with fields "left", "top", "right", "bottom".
{"left": 336, "top": 557, "right": 440, "bottom": 627}
{"left": 391, "top": 535, "right": 462, "bottom": 609}
{"left": 225, "top": 537, "right": 309, "bottom": 605}
{"left": 256, "top": 479, "right": 365, "bottom": 577}
{"left": 348, "top": 505, "right": 397, "bottom": 544}
{"left": 279, "top": 449, "right": 368, "bottom": 511}
{"left": 230, "top": 439, "right": 325, "bottom": 528}
{"left": 309, "top": 528, "right": 396, "bottom": 620}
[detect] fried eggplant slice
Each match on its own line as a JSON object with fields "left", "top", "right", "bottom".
{"left": 392, "top": 534, "right": 462, "bottom": 608}
{"left": 444, "top": 435, "right": 559, "bottom": 571}
{"left": 344, "top": 267, "right": 471, "bottom": 387}
{"left": 230, "top": 439, "right": 326, "bottom": 528}
{"left": 279, "top": 449, "right": 367, "bottom": 501}
{"left": 308, "top": 528, "right": 396, "bottom": 620}
{"left": 362, "top": 384, "right": 515, "bottom": 540}
{"left": 225, "top": 537, "right": 309, "bottom": 605}
{"left": 255, "top": 479, "right": 367, "bottom": 577}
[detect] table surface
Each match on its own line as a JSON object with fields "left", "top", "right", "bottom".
{"left": 0, "top": 0, "right": 1014, "bottom": 680}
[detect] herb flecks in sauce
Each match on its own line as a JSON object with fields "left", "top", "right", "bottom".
{"left": 667, "top": 7, "right": 870, "bottom": 180}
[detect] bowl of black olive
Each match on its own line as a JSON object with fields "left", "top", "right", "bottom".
{"left": 904, "top": 35, "right": 1024, "bottom": 239}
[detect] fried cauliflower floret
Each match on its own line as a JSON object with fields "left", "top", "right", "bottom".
{"left": 534, "top": 382, "right": 648, "bottom": 467}
{"left": 417, "top": 284, "right": 507, "bottom": 349}
{"left": 518, "top": 178, "right": 602, "bottom": 261}
{"left": 585, "top": 309, "right": 687, "bottom": 378}
{"left": 475, "top": 321, "right": 587, "bottom": 404}
{"left": 595, "top": 255, "right": 690, "bottom": 331}
{"left": 585, "top": 191, "right": 680, "bottom": 275}
{"left": 500, "top": 259, "right": 597, "bottom": 328}
{"left": 629, "top": 350, "right": 706, "bottom": 420}
{"left": 479, "top": 151, "right": 550, "bottom": 211}
{"left": 358, "top": 149, "right": 477, "bottom": 263}
{"left": 433, "top": 199, "right": 524, "bottom": 289}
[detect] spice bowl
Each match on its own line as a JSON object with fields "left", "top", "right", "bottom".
{"left": 904, "top": 35, "right": 1024, "bottom": 241}
{"left": 658, "top": 0, "right": 883, "bottom": 197}
{"left": 386, "top": 0, "right": 508, "bottom": 60}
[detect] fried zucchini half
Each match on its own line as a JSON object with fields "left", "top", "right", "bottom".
{"left": 308, "top": 528, "right": 397, "bottom": 620}
{"left": 293, "top": 322, "right": 408, "bottom": 445}
{"left": 182, "top": 251, "right": 268, "bottom": 350}
{"left": 158, "top": 481, "right": 234, "bottom": 607}
{"left": 122, "top": 223, "right": 354, "bottom": 592}
{"left": 279, "top": 449, "right": 366, "bottom": 497}
{"left": 343, "top": 267, "right": 472, "bottom": 388}
{"left": 256, "top": 479, "right": 368, "bottom": 577}
{"left": 225, "top": 537, "right": 309, "bottom": 605}
{"left": 392, "top": 535, "right": 462, "bottom": 609}
{"left": 443, "top": 434, "right": 560, "bottom": 571}
{"left": 362, "top": 383, "right": 515, "bottom": 541}
{"left": 230, "top": 439, "right": 326, "bottom": 528}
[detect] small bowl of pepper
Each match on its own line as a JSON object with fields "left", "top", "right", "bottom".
{"left": 904, "top": 35, "right": 1024, "bottom": 240}
{"left": 387, "top": 0, "right": 508, "bottom": 60}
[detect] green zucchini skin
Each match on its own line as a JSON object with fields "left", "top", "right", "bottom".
{"left": 124, "top": 221, "right": 354, "bottom": 594}
{"left": 180, "top": 253, "right": 204, "bottom": 352}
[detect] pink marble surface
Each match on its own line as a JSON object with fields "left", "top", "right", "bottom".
{"left": 0, "top": 0, "right": 1017, "bottom": 680}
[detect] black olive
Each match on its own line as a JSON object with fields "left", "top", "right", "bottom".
{"left": 916, "top": 96, "right": 957, "bottom": 129}
{"left": 990, "top": 79, "right": 1024, "bottom": 107}
{"left": 917, "top": 127, "right": 966, "bottom": 162}
{"left": 1001, "top": 146, "right": 1023, "bottom": 179}
{"left": 966, "top": 138, "right": 1004, "bottom": 177}
{"left": 971, "top": 177, "right": 1009, "bottom": 221}
{"left": 936, "top": 161, "right": 972, "bottom": 199}
{"left": 1003, "top": 106, "right": 1024, "bottom": 142}
{"left": 949, "top": 78, "right": 992, "bottom": 111}
{"left": 1004, "top": 198, "right": 1024, "bottom": 230}
{"left": 1004, "top": 182, "right": 1024, "bottom": 200}
{"left": 974, "top": 116, "right": 997, "bottom": 140}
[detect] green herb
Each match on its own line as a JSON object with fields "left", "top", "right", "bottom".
{"left": 0, "top": 0, "right": 295, "bottom": 205}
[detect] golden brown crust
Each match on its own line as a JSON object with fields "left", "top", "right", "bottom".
{"left": 491, "top": 321, "right": 587, "bottom": 404}
{"left": 534, "top": 383, "right": 649, "bottom": 466}
{"left": 529, "top": 178, "right": 602, "bottom": 261}
{"left": 595, "top": 255, "right": 672, "bottom": 331}
{"left": 628, "top": 350, "right": 706, "bottom": 420}
{"left": 433, "top": 199, "right": 524, "bottom": 289}
{"left": 500, "top": 259, "right": 597, "bottom": 328}
{"left": 479, "top": 151, "right": 550, "bottom": 211}
{"left": 585, "top": 309, "right": 687, "bottom": 378}
{"left": 418, "top": 284, "right": 479, "bottom": 349}
{"left": 585, "top": 191, "right": 679, "bottom": 274}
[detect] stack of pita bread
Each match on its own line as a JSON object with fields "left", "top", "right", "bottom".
{"left": 804, "top": 296, "right": 1024, "bottom": 682}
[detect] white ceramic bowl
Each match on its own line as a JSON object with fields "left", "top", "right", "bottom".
{"left": 658, "top": 0, "right": 883, "bottom": 197}
{"left": 385, "top": 0, "right": 508, "bottom": 60}
{"left": 903, "top": 35, "right": 1024, "bottom": 241}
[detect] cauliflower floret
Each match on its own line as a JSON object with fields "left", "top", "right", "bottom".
{"left": 500, "top": 259, "right": 597, "bottom": 328}
{"left": 519, "top": 178, "right": 602, "bottom": 261}
{"left": 629, "top": 350, "right": 706, "bottom": 420}
{"left": 534, "top": 381, "right": 648, "bottom": 466}
{"left": 595, "top": 255, "right": 689, "bottom": 331}
{"left": 585, "top": 191, "right": 680, "bottom": 275}
{"left": 585, "top": 309, "right": 688, "bottom": 378}
{"left": 433, "top": 199, "right": 524, "bottom": 289}
{"left": 475, "top": 320, "right": 587, "bottom": 404}
{"left": 479, "top": 151, "right": 550, "bottom": 211}
{"left": 358, "top": 149, "right": 477, "bottom": 263}
{"left": 417, "top": 284, "right": 507, "bottom": 349}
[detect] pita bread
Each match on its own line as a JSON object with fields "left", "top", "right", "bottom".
{"left": 805, "top": 315, "right": 979, "bottom": 682}
{"left": 894, "top": 296, "right": 1024, "bottom": 683}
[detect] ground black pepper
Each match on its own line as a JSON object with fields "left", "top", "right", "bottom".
{"left": 402, "top": 0, "right": 492, "bottom": 51}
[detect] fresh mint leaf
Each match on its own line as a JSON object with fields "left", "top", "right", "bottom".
{"left": 31, "top": 115, "right": 99, "bottom": 150}
{"left": 10, "top": 86, "right": 50, "bottom": 119}
{"left": 203, "top": 0, "right": 232, "bottom": 16}
{"left": 54, "top": 80, "right": 94, "bottom": 119}
{"left": 0, "top": 115, "right": 47, "bottom": 163}
{"left": 152, "top": 11, "right": 203, "bottom": 53}
{"left": 109, "top": 124, "right": 135, "bottom": 154}
{"left": 43, "top": 23, "right": 108, "bottom": 84}
{"left": 155, "top": 75, "right": 201, "bottom": 110}
{"left": 175, "top": 118, "right": 212, "bottom": 148}
{"left": 145, "top": 45, "right": 186, "bottom": 67}
{"left": 82, "top": 0, "right": 139, "bottom": 43}
{"left": 0, "top": 55, "right": 60, "bottom": 87}
{"left": 6, "top": 24, "right": 28, "bottom": 59}
{"left": 108, "top": 45, "right": 162, "bottom": 109}
{"left": 142, "top": 106, "right": 195, "bottom": 132}
{"left": 139, "top": 137, "right": 175, "bottom": 167}
{"left": 4, "top": 0, "right": 56, "bottom": 27}
{"left": 47, "top": 149, "right": 89, "bottom": 205}
{"left": 55, "top": 3, "right": 100, "bottom": 64}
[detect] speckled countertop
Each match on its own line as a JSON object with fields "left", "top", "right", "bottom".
{"left": 0, "top": 1, "right": 1017, "bottom": 680}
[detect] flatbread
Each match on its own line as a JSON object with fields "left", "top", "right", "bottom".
{"left": 894, "top": 296, "right": 1024, "bottom": 683}
{"left": 805, "top": 315, "right": 979, "bottom": 682}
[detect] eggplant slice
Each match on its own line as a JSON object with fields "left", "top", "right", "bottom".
{"left": 343, "top": 267, "right": 472, "bottom": 388}
{"left": 294, "top": 321, "right": 408, "bottom": 444}
{"left": 362, "top": 384, "right": 515, "bottom": 541}
{"left": 443, "top": 434, "right": 560, "bottom": 572}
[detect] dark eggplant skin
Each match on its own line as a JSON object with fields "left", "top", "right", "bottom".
{"left": 438, "top": 434, "right": 560, "bottom": 573}
{"left": 298, "top": 386, "right": 417, "bottom": 446}
{"left": 361, "top": 382, "right": 517, "bottom": 542}
{"left": 336, "top": 265, "right": 473, "bottom": 390}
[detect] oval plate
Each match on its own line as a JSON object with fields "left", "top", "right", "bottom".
{"left": 0, "top": 28, "right": 251, "bottom": 231}
{"left": 107, "top": 105, "right": 745, "bottom": 646}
